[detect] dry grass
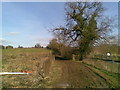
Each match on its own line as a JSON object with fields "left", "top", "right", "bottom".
{"left": 2, "top": 48, "right": 119, "bottom": 88}
{"left": 2, "top": 48, "right": 53, "bottom": 88}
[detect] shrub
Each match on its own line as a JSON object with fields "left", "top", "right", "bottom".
{"left": 0, "top": 45, "right": 5, "bottom": 49}
{"left": 6, "top": 45, "right": 13, "bottom": 49}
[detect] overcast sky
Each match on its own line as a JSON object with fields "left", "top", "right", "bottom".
{"left": 1, "top": 2, "right": 118, "bottom": 47}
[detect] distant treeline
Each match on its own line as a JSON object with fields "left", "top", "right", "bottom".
{"left": 0, "top": 45, "right": 13, "bottom": 49}
{"left": 0, "top": 43, "right": 43, "bottom": 49}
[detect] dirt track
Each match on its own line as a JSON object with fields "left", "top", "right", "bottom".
{"left": 49, "top": 60, "right": 117, "bottom": 88}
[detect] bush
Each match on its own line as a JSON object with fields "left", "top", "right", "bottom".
{"left": 35, "top": 43, "right": 41, "bottom": 48}
{"left": 0, "top": 45, "right": 5, "bottom": 49}
{"left": 47, "top": 39, "right": 73, "bottom": 60}
{"left": 6, "top": 45, "right": 13, "bottom": 49}
{"left": 18, "top": 45, "right": 23, "bottom": 48}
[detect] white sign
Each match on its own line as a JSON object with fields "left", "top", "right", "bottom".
{"left": 107, "top": 53, "right": 111, "bottom": 56}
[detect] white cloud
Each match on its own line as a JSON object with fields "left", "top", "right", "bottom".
{"left": 34, "top": 37, "right": 53, "bottom": 47}
{"left": 37, "top": 37, "right": 53, "bottom": 42}
{"left": 0, "top": 38, "right": 12, "bottom": 45}
{"left": 7, "top": 32, "right": 20, "bottom": 35}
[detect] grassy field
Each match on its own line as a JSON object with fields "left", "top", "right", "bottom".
{"left": 2, "top": 48, "right": 53, "bottom": 88}
{"left": 1, "top": 48, "right": 119, "bottom": 88}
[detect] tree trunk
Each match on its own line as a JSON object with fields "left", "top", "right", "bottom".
{"left": 79, "top": 55, "right": 83, "bottom": 61}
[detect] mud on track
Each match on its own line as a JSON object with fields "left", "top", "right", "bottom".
{"left": 49, "top": 60, "right": 117, "bottom": 88}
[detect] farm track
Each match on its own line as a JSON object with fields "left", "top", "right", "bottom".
{"left": 50, "top": 60, "right": 113, "bottom": 88}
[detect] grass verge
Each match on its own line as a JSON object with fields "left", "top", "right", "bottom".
{"left": 82, "top": 62, "right": 120, "bottom": 80}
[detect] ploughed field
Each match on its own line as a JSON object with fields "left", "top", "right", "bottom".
{"left": 2, "top": 48, "right": 119, "bottom": 88}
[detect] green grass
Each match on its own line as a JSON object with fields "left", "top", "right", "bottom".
{"left": 82, "top": 62, "right": 120, "bottom": 79}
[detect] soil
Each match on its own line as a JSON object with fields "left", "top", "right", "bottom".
{"left": 48, "top": 60, "right": 118, "bottom": 88}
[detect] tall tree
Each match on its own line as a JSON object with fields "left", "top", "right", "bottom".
{"left": 52, "top": 2, "right": 114, "bottom": 60}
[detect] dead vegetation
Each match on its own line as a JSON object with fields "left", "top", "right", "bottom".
{"left": 2, "top": 48, "right": 53, "bottom": 88}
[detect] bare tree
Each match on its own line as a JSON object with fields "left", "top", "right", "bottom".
{"left": 51, "top": 2, "right": 115, "bottom": 60}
